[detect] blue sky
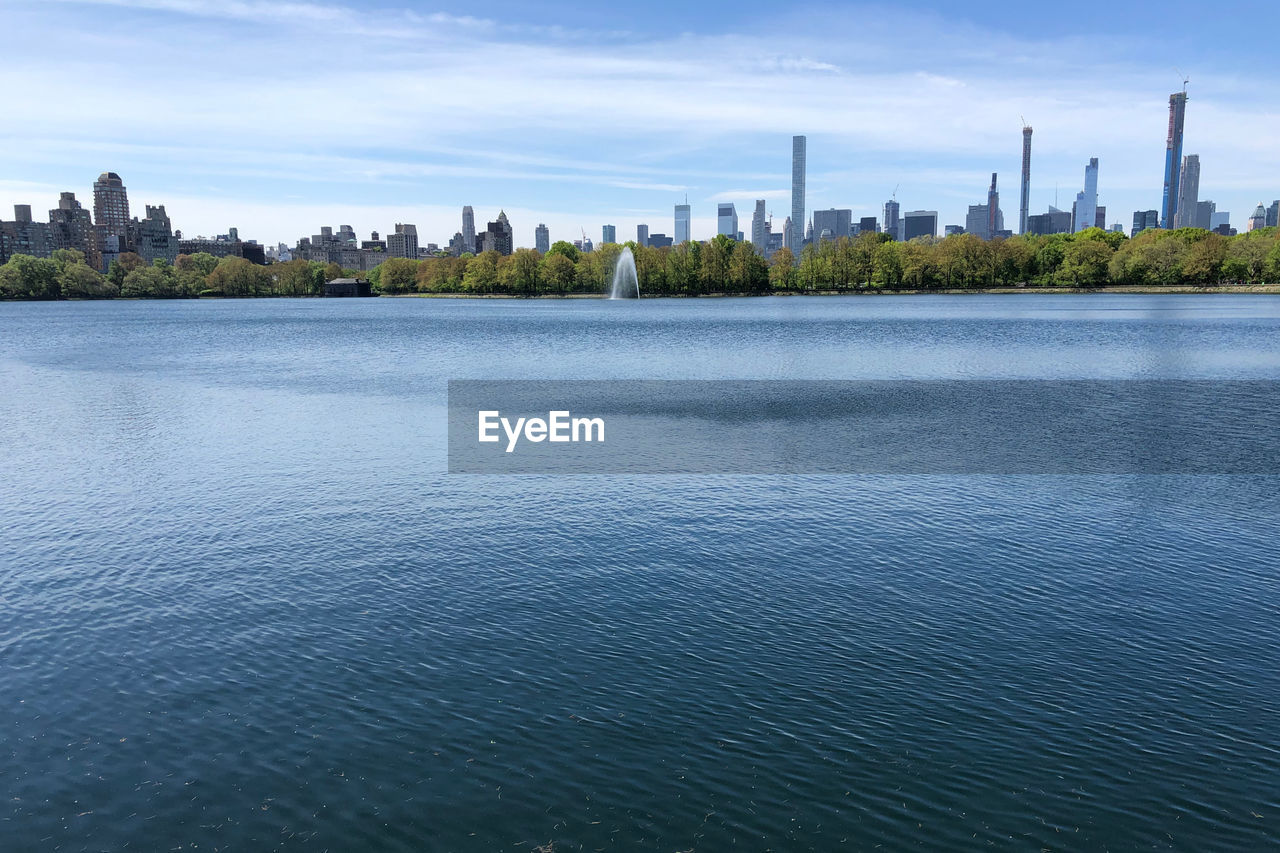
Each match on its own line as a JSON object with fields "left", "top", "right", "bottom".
{"left": 2, "top": 0, "right": 1277, "bottom": 248}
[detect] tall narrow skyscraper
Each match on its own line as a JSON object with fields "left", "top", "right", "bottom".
{"left": 535, "top": 223, "right": 549, "bottom": 254}
{"left": 1175, "top": 155, "right": 1200, "bottom": 228}
{"left": 674, "top": 203, "right": 691, "bottom": 244}
{"left": 1019, "top": 124, "right": 1032, "bottom": 234}
{"left": 790, "top": 136, "right": 806, "bottom": 252}
{"left": 1161, "top": 90, "right": 1188, "bottom": 229}
{"left": 751, "top": 200, "right": 767, "bottom": 252}
{"left": 602, "top": 224, "right": 616, "bottom": 244}
{"left": 637, "top": 224, "right": 649, "bottom": 247}
{"left": 987, "top": 173, "right": 1000, "bottom": 237}
{"left": 1073, "top": 158, "right": 1099, "bottom": 233}
{"left": 462, "top": 206, "right": 476, "bottom": 254}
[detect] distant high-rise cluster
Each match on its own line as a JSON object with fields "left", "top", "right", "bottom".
{"left": 4, "top": 82, "right": 1273, "bottom": 272}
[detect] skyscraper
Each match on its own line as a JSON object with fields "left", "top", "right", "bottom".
{"left": 1019, "top": 125, "right": 1032, "bottom": 234}
{"left": 674, "top": 203, "right": 691, "bottom": 244}
{"left": 1132, "top": 209, "right": 1159, "bottom": 236}
{"left": 1073, "top": 158, "right": 1099, "bottom": 233}
{"left": 1161, "top": 90, "right": 1188, "bottom": 229}
{"left": 987, "top": 173, "right": 1001, "bottom": 237}
{"left": 1248, "top": 204, "right": 1267, "bottom": 232}
{"left": 48, "top": 192, "right": 98, "bottom": 269}
{"left": 1175, "top": 154, "right": 1200, "bottom": 228}
{"left": 790, "top": 135, "right": 806, "bottom": 253}
{"left": 602, "top": 224, "right": 616, "bottom": 244}
{"left": 883, "top": 199, "right": 900, "bottom": 241}
{"left": 93, "top": 172, "right": 130, "bottom": 235}
{"left": 1266, "top": 200, "right": 1279, "bottom": 228}
{"left": 462, "top": 206, "right": 476, "bottom": 254}
{"left": 717, "top": 203, "right": 738, "bottom": 238}
{"left": 750, "top": 200, "right": 767, "bottom": 252}
{"left": 1195, "top": 201, "right": 1216, "bottom": 231}
{"left": 637, "top": 224, "right": 649, "bottom": 247}
{"left": 902, "top": 211, "right": 937, "bottom": 241}
{"left": 483, "top": 211, "right": 513, "bottom": 255}
{"left": 535, "top": 223, "right": 549, "bottom": 254}
{"left": 387, "top": 223, "right": 418, "bottom": 258}
{"left": 811, "top": 209, "right": 852, "bottom": 241}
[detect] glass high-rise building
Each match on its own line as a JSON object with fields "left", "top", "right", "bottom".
{"left": 637, "top": 224, "right": 649, "bottom": 247}
{"left": 602, "top": 224, "right": 616, "bottom": 244}
{"left": 1161, "top": 91, "right": 1188, "bottom": 229}
{"left": 535, "top": 223, "right": 549, "bottom": 254}
{"left": 462, "top": 206, "right": 476, "bottom": 254}
{"left": 790, "top": 136, "right": 806, "bottom": 252}
{"left": 883, "top": 199, "right": 900, "bottom": 240}
{"left": 1175, "top": 155, "right": 1200, "bottom": 228}
{"left": 717, "top": 203, "right": 737, "bottom": 238}
{"left": 1073, "top": 158, "right": 1099, "bottom": 233}
{"left": 674, "top": 204, "right": 691, "bottom": 244}
{"left": 750, "top": 200, "right": 767, "bottom": 252}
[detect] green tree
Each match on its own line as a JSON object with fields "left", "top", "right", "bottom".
{"left": 107, "top": 252, "right": 145, "bottom": 290}
{"left": 768, "top": 247, "right": 797, "bottom": 290}
{"left": 122, "top": 262, "right": 181, "bottom": 298}
{"left": 1060, "top": 237, "right": 1114, "bottom": 287}
{"left": 461, "top": 251, "right": 500, "bottom": 293}
{"left": 871, "top": 241, "right": 903, "bottom": 289}
{"left": 378, "top": 257, "right": 420, "bottom": 294}
{"left": 699, "top": 234, "right": 734, "bottom": 292}
{"left": 272, "top": 259, "right": 323, "bottom": 296}
{"left": 177, "top": 252, "right": 219, "bottom": 277}
{"left": 0, "top": 255, "right": 61, "bottom": 299}
{"left": 510, "top": 248, "right": 541, "bottom": 295}
{"left": 206, "top": 256, "right": 270, "bottom": 297}
{"left": 540, "top": 252, "right": 576, "bottom": 293}
{"left": 58, "top": 261, "right": 113, "bottom": 299}
{"left": 729, "top": 240, "right": 769, "bottom": 293}
{"left": 545, "top": 241, "right": 580, "bottom": 264}
{"left": 1223, "top": 233, "right": 1272, "bottom": 283}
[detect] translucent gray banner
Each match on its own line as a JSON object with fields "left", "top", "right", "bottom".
{"left": 447, "top": 380, "right": 1280, "bottom": 474}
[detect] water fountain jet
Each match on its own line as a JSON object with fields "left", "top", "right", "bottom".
{"left": 608, "top": 247, "right": 640, "bottom": 299}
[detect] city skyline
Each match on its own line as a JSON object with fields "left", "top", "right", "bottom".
{"left": 2, "top": 1, "right": 1278, "bottom": 247}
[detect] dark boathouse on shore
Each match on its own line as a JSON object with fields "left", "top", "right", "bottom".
{"left": 324, "top": 277, "right": 374, "bottom": 297}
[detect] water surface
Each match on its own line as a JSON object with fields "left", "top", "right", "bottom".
{"left": 2, "top": 295, "right": 1278, "bottom": 850}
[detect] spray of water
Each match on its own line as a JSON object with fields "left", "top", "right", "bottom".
{"left": 608, "top": 247, "right": 640, "bottom": 299}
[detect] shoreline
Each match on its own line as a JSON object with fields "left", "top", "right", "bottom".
{"left": 386, "top": 284, "right": 1280, "bottom": 298}
{"left": 6, "top": 284, "right": 1280, "bottom": 304}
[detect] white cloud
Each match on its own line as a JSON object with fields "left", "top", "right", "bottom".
{"left": 4, "top": 0, "right": 1277, "bottom": 239}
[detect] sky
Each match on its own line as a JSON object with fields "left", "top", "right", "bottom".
{"left": 2, "top": 0, "right": 1278, "bottom": 249}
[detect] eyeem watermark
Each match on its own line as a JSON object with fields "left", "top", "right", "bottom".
{"left": 478, "top": 410, "right": 605, "bottom": 453}
{"left": 449, "top": 379, "right": 1280, "bottom": 474}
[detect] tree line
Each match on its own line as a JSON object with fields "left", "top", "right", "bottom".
{"left": 2, "top": 227, "right": 1278, "bottom": 301}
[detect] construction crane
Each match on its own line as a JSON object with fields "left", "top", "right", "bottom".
{"left": 1175, "top": 68, "right": 1190, "bottom": 95}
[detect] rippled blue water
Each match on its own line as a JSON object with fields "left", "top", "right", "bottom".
{"left": 2, "top": 295, "right": 1279, "bottom": 851}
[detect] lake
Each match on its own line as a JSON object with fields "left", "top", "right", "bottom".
{"left": 2, "top": 294, "right": 1278, "bottom": 850}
